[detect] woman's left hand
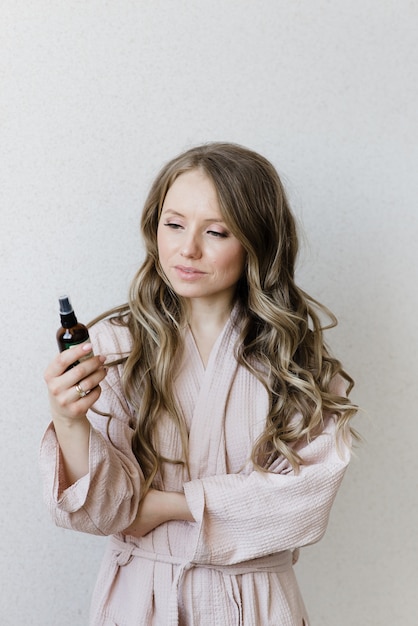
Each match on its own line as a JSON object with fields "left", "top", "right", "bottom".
{"left": 123, "top": 489, "right": 195, "bottom": 538}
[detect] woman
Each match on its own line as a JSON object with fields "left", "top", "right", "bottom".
{"left": 41, "top": 142, "right": 358, "bottom": 625}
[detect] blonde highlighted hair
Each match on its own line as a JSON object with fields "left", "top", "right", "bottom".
{"left": 95, "top": 142, "right": 357, "bottom": 488}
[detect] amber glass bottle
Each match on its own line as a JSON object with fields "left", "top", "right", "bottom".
{"left": 56, "top": 295, "right": 92, "bottom": 367}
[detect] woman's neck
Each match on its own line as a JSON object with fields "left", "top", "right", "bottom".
{"left": 186, "top": 299, "right": 234, "bottom": 336}
{"left": 186, "top": 299, "right": 236, "bottom": 367}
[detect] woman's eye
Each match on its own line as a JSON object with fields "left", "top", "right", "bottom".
{"left": 164, "top": 222, "right": 182, "bottom": 230}
{"left": 207, "top": 230, "right": 228, "bottom": 238}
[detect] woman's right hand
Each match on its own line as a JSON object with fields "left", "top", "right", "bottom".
{"left": 44, "top": 343, "right": 108, "bottom": 486}
{"left": 44, "top": 343, "right": 107, "bottom": 424}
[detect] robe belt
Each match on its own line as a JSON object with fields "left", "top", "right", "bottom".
{"left": 109, "top": 535, "right": 293, "bottom": 626}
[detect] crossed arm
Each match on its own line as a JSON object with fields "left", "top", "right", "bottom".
{"left": 123, "top": 488, "right": 194, "bottom": 537}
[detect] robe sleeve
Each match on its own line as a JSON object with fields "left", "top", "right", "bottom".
{"left": 39, "top": 320, "right": 144, "bottom": 536}
{"left": 183, "top": 416, "right": 351, "bottom": 566}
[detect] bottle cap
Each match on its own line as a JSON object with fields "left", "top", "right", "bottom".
{"left": 59, "top": 295, "right": 73, "bottom": 315}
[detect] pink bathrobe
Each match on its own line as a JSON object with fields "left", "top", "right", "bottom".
{"left": 40, "top": 312, "right": 351, "bottom": 626}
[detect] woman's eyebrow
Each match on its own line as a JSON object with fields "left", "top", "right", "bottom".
{"left": 161, "top": 209, "right": 184, "bottom": 217}
{"left": 162, "top": 208, "right": 225, "bottom": 224}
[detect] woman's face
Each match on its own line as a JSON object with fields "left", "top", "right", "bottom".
{"left": 157, "top": 169, "right": 246, "bottom": 309}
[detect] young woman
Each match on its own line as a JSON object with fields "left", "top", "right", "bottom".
{"left": 41, "top": 142, "right": 358, "bottom": 626}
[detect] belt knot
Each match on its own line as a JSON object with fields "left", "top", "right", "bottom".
{"left": 115, "top": 544, "right": 135, "bottom": 566}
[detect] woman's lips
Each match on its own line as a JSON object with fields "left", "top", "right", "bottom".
{"left": 174, "top": 265, "right": 206, "bottom": 280}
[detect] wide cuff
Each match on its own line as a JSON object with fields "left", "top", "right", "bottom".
{"left": 39, "top": 421, "right": 105, "bottom": 513}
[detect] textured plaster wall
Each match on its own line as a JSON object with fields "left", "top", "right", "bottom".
{"left": 1, "top": 1, "right": 417, "bottom": 624}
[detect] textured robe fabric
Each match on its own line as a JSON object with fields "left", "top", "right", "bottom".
{"left": 40, "top": 312, "right": 351, "bottom": 626}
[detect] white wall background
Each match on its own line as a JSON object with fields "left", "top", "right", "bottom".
{"left": 1, "top": 1, "right": 417, "bottom": 624}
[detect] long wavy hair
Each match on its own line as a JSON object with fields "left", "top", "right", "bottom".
{"left": 95, "top": 142, "right": 358, "bottom": 489}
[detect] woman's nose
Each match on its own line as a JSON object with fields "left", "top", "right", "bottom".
{"left": 180, "top": 233, "right": 201, "bottom": 258}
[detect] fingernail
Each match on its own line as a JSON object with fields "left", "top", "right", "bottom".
{"left": 99, "top": 355, "right": 107, "bottom": 364}
{"left": 82, "top": 343, "right": 93, "bottom": 351}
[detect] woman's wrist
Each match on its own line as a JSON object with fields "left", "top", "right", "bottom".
{"left": 164, "top": 491, "right": 195, "bottom": 523}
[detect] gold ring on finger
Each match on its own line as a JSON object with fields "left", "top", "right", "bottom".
{"left": 75, "top": 382, "right": 89, "bottom": 399}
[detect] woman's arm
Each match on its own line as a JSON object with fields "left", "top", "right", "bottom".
{"left": 40, "top": 320, "right": 144, "bottom": 536}
{"left": 44, "top": 342, "right": 107, "bottom": 486}
{"left": 123, "top": 489, "right": 195, "bottom": 538}
{"left": 124, "top": 419, "right": 349, "bottom": 548}
{"left": 182, "top": 418, "right": 352, "bottom": 566}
